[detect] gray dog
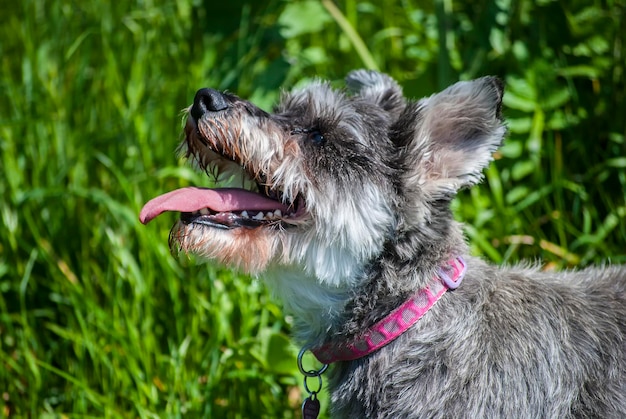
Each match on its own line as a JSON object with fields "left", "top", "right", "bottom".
{"left": 140, "top": 70, "right": 626, "bottom": 418}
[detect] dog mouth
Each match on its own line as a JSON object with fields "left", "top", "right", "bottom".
{"left": 139, "top": 122, "right": 305, "bottom": 230}
{"left": 139, "top": 186, "right": 304, "bottom": 229}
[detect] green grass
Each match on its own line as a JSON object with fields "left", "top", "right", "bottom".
{"left": 1, "top": 0, "right": 624, "bottom": 417}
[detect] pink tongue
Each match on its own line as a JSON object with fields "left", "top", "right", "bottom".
{"left": 139, "top": 187, "right": 289, "bottom": 224}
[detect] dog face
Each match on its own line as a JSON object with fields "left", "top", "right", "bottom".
{"left": 140, "top": 70, "right": 505, "bottom": 288}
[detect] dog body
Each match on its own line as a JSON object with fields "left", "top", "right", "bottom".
{"left": 140, "top": 70, "right": 626, "bottom": 417}
{"left": 330, "top": 259, "right": 625, "bottom": 418}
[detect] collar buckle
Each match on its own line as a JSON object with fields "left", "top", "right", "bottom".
{"left": 438, "top": 257, "right": 466, "bottom": 290}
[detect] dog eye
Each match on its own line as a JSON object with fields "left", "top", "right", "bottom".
{"left": 308, "top": 130, "right": 325, "bottom": 145}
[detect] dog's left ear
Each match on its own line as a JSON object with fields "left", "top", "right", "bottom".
{"left": 399, "top": 76, "right": 506, "bottom": 198}
{"left": 346, "top": 70, "right": 405, "bottom": 115}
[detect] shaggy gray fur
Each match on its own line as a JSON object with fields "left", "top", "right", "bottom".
{"left": 332, "top": 260, "right": 625, "bottom": 418}
{"left": 144, "top": 70, "right": 626, "bottom": 418}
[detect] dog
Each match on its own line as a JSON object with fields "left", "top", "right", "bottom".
{"left": 140, "top": 70, "right": 626, "bottom": 418}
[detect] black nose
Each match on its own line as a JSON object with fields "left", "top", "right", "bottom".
{"left": 190, "top": 88, "right": 229, "bottom": 121}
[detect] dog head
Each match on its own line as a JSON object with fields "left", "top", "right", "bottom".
{"left": 140, "top": 70, "right": 505, "bottom": 287}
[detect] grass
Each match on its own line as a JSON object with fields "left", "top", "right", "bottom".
{"left": 1, "top": 0, "right": 624, "bottom": 417}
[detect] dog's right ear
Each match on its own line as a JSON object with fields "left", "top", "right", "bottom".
{"left": 397, "top": 77, "right": 506, "bottom": 200}
{"left": 346, "top": 70, "right": 405, "bottom": 114}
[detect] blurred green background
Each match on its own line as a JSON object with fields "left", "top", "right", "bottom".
{"left": 1, "top": 0, "right": 624, "bottom": 417}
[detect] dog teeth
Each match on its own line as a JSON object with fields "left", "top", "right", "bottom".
{"left": 235, "top": 209, "right": 283, "bottom": 221}
{"left": 188, "top": 208, "right": 287, "bottom": 222}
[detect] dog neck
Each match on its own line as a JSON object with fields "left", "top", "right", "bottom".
{"left": 265, "top": 216, "right": 469, "bottom": 348}
{"left": 264, "top": 265, "right": 352, "bottom": 341}
{"left": 309, "top": 257, "right": 466, "bottom": 363}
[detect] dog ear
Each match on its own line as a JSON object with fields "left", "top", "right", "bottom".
{"left": 346, "top": 70, "right": 405, "bottom": 114}
{"left": 399, "top": 76, "right": 506, "bottom": 198}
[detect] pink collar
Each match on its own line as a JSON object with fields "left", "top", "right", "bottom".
{"left": 311, "top": 257, "right": 466, "bottom": 364}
